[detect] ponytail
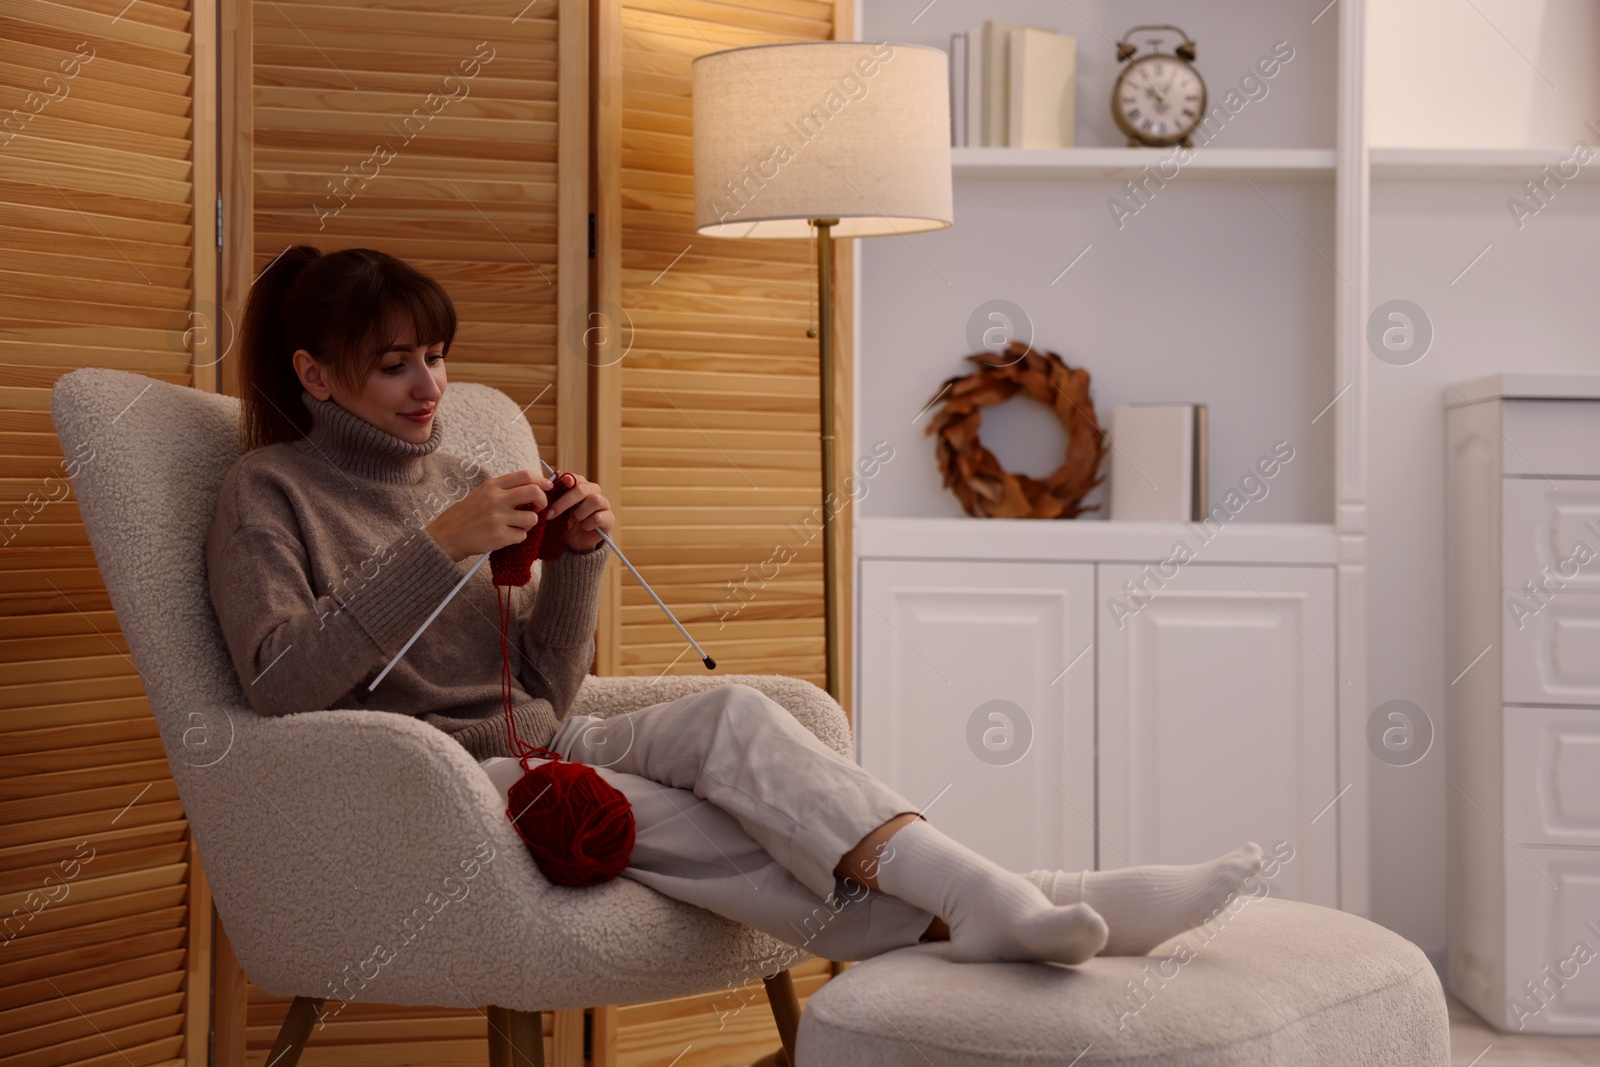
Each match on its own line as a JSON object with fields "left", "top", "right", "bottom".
{"left": 235, "top": 245, "right": 457, "bottom": 451}
{"left": 238, "top": 245, "right": 321, "bottom": 451}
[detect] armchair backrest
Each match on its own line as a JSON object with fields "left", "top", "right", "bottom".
{"left": 49, "top": 368, "right": 542, "bottom": 765}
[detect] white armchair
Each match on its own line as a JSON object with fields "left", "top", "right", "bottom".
{"left": 50, "top": 368, "right": 841, "bottom": 1065}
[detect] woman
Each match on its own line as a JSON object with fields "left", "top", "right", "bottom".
{"left": 207, "top": 245, "right": 1263, "bottom": 966}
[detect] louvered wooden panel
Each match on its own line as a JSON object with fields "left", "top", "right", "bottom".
{"left": 601, "top": 0, "right": 852, "bottom": 693}
{"left": 247, "top": 0, "right": 579, "bottom": 469}
{"left": 217, "top": 1, "right": 588, "bottom": 1063}
{"left": 0, "top": 0, "right": 214, "bottom": 1064}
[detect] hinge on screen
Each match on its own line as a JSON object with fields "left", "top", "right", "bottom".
{"left": 216, "top": 194, "right": 223, "bottom": 250}
{"left": 588, "top": 212, "right": 596, "bottom": 259}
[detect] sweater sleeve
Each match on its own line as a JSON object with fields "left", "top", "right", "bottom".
{"left": 206, "top": 518, "right": 464, "bottom": 718}
{"left": 515, "top": 540, "right": 609, "bottom": 722}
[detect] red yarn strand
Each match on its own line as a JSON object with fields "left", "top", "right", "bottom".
{"left": 490, "top": 474, "right": 634, "bottom": 887}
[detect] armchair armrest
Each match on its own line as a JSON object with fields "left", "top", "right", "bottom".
{"left": 184, "top": 703, "right": 543, "bottom": 998}
{"left": 183, "top": 701, "right": 797, "bottom": 1010}
{"left": 568, "top": 674, "right": 853, "bottom": 760}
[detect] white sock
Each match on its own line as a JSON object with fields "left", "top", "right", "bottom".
{"left": 874, "top": 818, "right": 1107, "bottom": 964}
{"left": 1025, "top": 842, "right": 1263, "bottom": 956}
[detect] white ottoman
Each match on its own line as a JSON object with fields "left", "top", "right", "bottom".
{"left": 796, "top": 898, "right": 1448, "bottom": 1066}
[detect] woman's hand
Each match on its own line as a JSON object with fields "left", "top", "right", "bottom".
{"left": 545, "top": 471, "right": 615, "bottom": 553}
{"left": 425, "top": 470, "right": 548, "bottom": 562}
{"left": 424, "top": 469, "right": 615, "bottom": 562}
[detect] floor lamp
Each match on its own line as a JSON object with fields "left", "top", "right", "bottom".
{"left": 691, "top": 41, "right": 952, "bottom": 703}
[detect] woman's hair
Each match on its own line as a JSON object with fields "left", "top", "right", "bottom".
{"left": 237, "top": 245, "right": 457, "bottom": 450}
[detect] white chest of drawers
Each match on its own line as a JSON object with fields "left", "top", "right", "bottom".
{"left": 1446, "top": 373, "right": 1600, "bottom": 1034}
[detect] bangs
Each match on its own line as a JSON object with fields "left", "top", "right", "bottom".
{"left": 335, "top": 269, "right": 458, "bottom": 389}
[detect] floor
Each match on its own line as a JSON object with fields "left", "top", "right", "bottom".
{"left": 1451, "top": 995, "right": 1600, "bottom": 1065}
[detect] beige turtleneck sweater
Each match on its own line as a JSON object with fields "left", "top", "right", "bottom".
{"left": 204, "top": 390, "right": 609, "bottom": 759}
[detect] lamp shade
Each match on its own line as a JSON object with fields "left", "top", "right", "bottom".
{"left": 692, "top": 41, "right": 953, "bottom": 239}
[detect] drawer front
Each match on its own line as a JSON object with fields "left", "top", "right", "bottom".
{"left": 1504, "top": 846, "right": 1600, "bottom": 1033}
{"left": 1506, "top": 706, "right": 1600, "bottom": 846}
{"left": 1503, "top": 400, "right": 1600, "bottom": 477}
{"left": 1504, "top": 592, "right": 1600, "bottom": 705}
{"left": 1503, "top": 477, "right": 1600, "bottom": 598}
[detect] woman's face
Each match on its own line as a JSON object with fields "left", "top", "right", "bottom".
{"left": 294, "top": 326, "right": 447, "bottom": 445}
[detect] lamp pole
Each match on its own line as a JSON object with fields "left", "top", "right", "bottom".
{"left": 813, "top": 217, "right": 841, "bottom": 702}
{"left": 692, "top": 42, "right": 951, "bottom": 705}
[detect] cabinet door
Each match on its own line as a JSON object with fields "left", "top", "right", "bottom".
{"left": 1098, "top": 564, "right": 1338, "bottom": 905}
{"left": 858, "top": 559, "right": 1096, "bottom": 873}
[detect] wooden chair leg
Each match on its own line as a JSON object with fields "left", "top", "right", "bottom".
{"left": 763, "top": 969, "right": 802, "bottom": 1066}
{"left": 265, "top": 996, "right": 323, "bottom": 1067}
{"left": 487, "top": 1005, "right": 546, "bottom": 1067}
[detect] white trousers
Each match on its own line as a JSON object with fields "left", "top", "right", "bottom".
{"left": 478, "top": 682, "right": 937, "bottom": 962}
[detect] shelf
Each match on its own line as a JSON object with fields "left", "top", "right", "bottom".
{"left": 858, "top": 517, "right": 1339, "bottom": 567}
{"left": 951, "top": 146, "right": 1337, "bottom": 180}
{"left": 1370, "top": 146, "right": 1575, "bottom": 179}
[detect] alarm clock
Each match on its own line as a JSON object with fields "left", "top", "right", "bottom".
{"left": 1111, "top": 25, "right": 1206, "bottom": 148}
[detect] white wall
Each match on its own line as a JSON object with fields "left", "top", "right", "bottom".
{"left": 1366, "top": 0, "right": 1600, "bottom": 972}
{"left": 1368, "top": 0, "right": 1600, "bottom": 149}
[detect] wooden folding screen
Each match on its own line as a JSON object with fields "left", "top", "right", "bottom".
{"left": 1, "top": 0, "right": 855, "bottom": 1061}
{"left": 0, "top": 1, "right": 216, "bottom": 1066}
{"left": 590, "top": 0, "right": 856, "bottom": 718}
{"left": 214, "top": 0, "right": 589, "bottom": 1062}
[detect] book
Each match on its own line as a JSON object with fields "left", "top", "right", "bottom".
{"left": 980, "top": 20, "right": 1023, "bottom": 146}
{"left": 965, "top": 27, "right": 983, "bottom": 147}
{"left": 1109, "top": 403, "right": 1209, "bottom": 522}
{"left": 1007, "top": 27, "right": 1076, "bottom": 148}
{"left": 949, "top": 32, "right": 968, "bottom": 146}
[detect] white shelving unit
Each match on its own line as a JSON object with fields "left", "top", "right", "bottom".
{"left": 857, "top": 0, "right": 1598, "bottom": 973}
{"left": 854, "top": 0, "right": 1371, "bottom": 917}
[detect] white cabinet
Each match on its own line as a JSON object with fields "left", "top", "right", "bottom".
{"left": 1097, "top": 564, "right": 1339, "bottom": 907}
{"left": 856, "top": 519, "right": 1340, "bottom": 904}
{"left": 1446, "top": 375, "right": 1600, "bottom": 1034}
{"left": 857, "top": 559, "right": 1096, "bottom": 874}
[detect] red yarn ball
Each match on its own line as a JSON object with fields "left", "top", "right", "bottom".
{"left": 506, "top": 754, "right": 635, "bottom": 887}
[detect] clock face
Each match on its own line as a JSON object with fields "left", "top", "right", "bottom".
{"left": 1113, "top": 54, "right": 1206, "bottom": 146}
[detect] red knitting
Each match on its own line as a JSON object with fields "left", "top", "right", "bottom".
{"left": 492, "top": 471, "right": 635, "bottom": 887}
{"left": 489, "top": 472, "right": 578, "bottom": 585}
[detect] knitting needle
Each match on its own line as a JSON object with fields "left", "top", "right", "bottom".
{"left": 368, "top": 465, "right": 717, "bottom": 692}
{"left": 537, "top": 458, "right": 716, "bottom": 671}
{"left": 369, "top": 552, "right": 488, "bottom": 691}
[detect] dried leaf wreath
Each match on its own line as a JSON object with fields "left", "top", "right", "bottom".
{"left": 923, "top": 341, "right": 1108, "bottom": 518}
